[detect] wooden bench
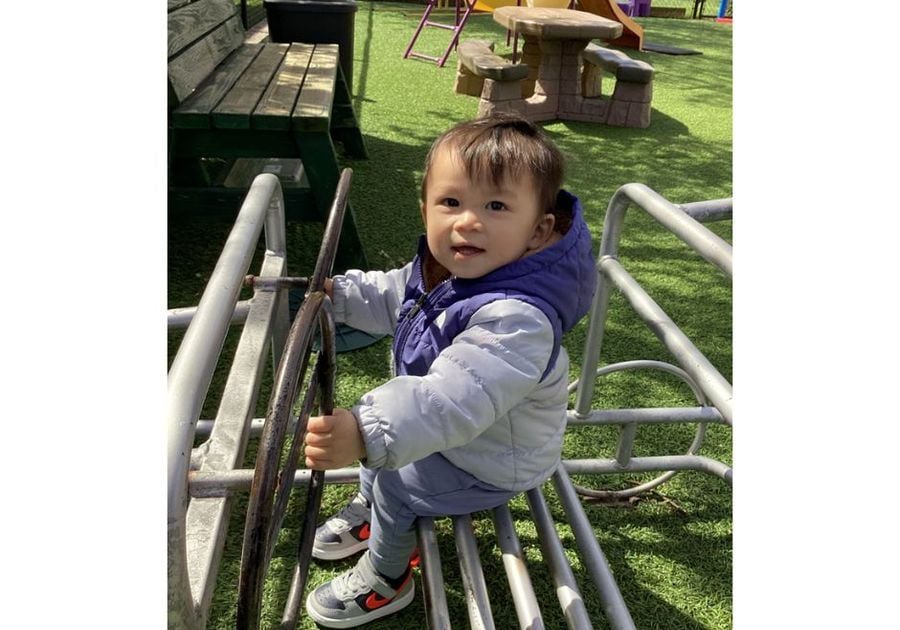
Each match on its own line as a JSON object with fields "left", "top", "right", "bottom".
{"left": 580, "top": 42, "right": 655, "bottom": 128}
{"left": 453, "top": 39, "right": 529, "bottom": 117}
{"left": 168, "top": 0, "right": 368, "bottom": 270}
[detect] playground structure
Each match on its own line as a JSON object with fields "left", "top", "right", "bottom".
{"left": 404, "top": 0, "right": 645, "bottom": 67}
{"left": 167, "top": 173, "right": 733, "bottom": 628}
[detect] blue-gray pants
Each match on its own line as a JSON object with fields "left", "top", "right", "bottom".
{"left": 359, "top": 452, "right": 516, "bottom": 579}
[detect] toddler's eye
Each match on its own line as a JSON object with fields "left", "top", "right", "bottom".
{"left": 488, "top": 201, "right": 506, "bottom": 211}
{"left": 442, "top": 197, "right": 460, "bottom": 207}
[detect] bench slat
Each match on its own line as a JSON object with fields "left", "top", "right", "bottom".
{"left": 167, "top": 0, "right": 193, "bottom": 13}
{"left": 167, "top": 0, "right": 239, "bottom": 60}
{"left": 292, "top": 44, "right": 338, "bottom": 132}
{"left": 168, "top": 15, "right": 244, "bottom": 104}
{"left": 212, "top": 44, "right": 289, "bottom": 129}
{"left": 173, "top": 44, "right": 264, "bottom": 129}
{"left": 253, "top": 43, "right": 315, "bottom": 131}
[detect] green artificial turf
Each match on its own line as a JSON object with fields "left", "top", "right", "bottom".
{"left": 169, "top": 5, "right": 732, "bottom": 628}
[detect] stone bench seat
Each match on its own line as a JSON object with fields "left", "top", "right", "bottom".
{"left": 579, "top": 42, "right": 655, "bottom": 128}
{"left": 581, "top": 42, "right": 655, "bottom": 84}
{"left": 456, "top": 39, "right": 529, "bottom": 82}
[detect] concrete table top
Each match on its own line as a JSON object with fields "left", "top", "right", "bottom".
{"left": 492, "top": 6, "right": 624, "bottom": 41}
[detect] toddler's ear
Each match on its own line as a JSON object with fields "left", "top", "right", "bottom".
{"left": 528, "top": 213, "right": 556, "bottom": 249}
{"left": 419, "top": 200, "right": 427, "bottom": 225}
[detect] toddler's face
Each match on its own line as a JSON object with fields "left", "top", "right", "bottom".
{"left": 421, "top": 147, "right": 554, "bottom": 280}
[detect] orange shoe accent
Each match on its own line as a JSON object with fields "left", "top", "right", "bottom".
{"left": 357, "top": 522, "right": 371, "bottom": 540}
{"left": 364, "top": 573, "right": 412, "bottom": 610}
{"left": 409, "top": 549, "right": 421, "bottom": 568}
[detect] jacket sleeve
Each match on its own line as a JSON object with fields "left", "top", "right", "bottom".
{"left": 352, "top": 299, "right": 554, "bottom": 470}
{"left": 330, "top": 264, "right": 412, "bottom": 336}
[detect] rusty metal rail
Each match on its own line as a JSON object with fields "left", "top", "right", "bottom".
{"left": 167, "top": 169, "right": 352, "bottom": 630}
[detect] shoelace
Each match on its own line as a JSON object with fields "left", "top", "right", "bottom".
{"left": 332, "top": 566, "right": 372, "bottom": 599}
{"left": 331, "top": 494, "right": 370, "bottom": 530}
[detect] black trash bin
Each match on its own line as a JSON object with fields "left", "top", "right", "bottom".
{"left": 264, "top": 0, "right": 358, "bottom": 94}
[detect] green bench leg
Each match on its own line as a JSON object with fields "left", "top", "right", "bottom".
{"left": 293, "top": 130, "right": 368, "bottom": 272}
{"left": 329, "top": 66, "right": 368, "bottom": 160}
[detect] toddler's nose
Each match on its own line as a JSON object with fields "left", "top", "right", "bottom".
{"left": 455, "top": 208, "right": 482, "bottom": 230}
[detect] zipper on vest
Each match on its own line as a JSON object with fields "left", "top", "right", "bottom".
{"left": 405, "top": 292, "right": 428, "bottom": 320}
{"left": 394, "top": 278, "right": 453, "bottom": 375}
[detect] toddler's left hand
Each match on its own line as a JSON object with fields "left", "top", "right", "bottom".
{"left": 304, "top": 407, "right": 366, "bottom": 470}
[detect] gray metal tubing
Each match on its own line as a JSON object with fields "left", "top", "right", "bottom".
{"left": 600, "top": 184, "right": 732, "bottom": 277}
{"left": 491, "top": 505, "right": 544, "bottom": 630}
{"left": 563, "top": 456, "right": 733, "bottom": 485}
{"left": 565, "top": 406, "right": 724, "bottom": 426}
{"left": 574, "top": 184, "right": 732, "bottom": 417}
{"left": 167, "top": 173, "right": 285, "bottom": 629}
{"left": 601, "top": 258, "right": 733, "bottom": 425}
{"left": 453, "top": 513, "right": 496, "bottom": 630}
{"left": 552, "top": 468, "right": 636, "bottom": 630}
{"left": 185, "top": 246, "right": 287, "bottom": 617}
{"left": 195, "top": 417, "right": 268, "bottom": 438}
{"left": 189, "top": 467, "right": 360, "bottom": 497}
{"left": 167, "top": 300, "right": 252, "bottom": 330}
{"left": 614, "top": 423, "right": 637, "bottom": 467}
{"left": 417, "top": 517, "right": 452, "bottom": 630}
{"left": 678, "top": 198, "right": 733, "bottom": 223}
{"left": 524, "top": 487, "right": 593, "bottom": 629}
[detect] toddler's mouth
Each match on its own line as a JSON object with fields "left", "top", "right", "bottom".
{"left": 452, "top": 246, "right": 484, "bottom": 257}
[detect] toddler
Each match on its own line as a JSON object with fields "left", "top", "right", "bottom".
{"left": 303, "top": 114, "right": 597, "bottom": 627}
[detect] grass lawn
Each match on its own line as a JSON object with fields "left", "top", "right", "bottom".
{"left": 169, "top": 4, "right": 732, "bottom": 628}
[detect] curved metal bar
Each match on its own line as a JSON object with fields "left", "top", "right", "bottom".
{"left": 167, "top": 173, "right": 284, "bottom": 630}
{"left": 454, "top": 513, "right": 496, "bottom": 630}
{"left": 525, "top": 487, "right": 593, "bottom": 629}
{"left": 574, "top": 184, "right": 732, "bottom": 421}
{"left": 237, "top": 291, "right": 325, "bottom": 630}
{"left": 417, "top": 517, "right": 452, "bottom": 630}
{"left": 566, "top": 360, "right": 714, "bottom": 498}
{"left": 237, "top": 168, "right": 353, "bottom": 630}
{"left": 563, "top": 456, "right": 733, "bottom": 485}
{"left": 491, "top": 504, "right": 544, "bottom": 630}
{"left": 552, "top": 467, "right": 636, "bottom": 630}
{"left": 600, "top": 258, "right": 733, "bottom": 425}
{"left": 281, "top": 299, "right": 337, "bottom": 628}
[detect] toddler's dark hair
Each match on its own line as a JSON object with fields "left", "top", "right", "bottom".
{"left": 420, "top": 114, "right": 572, "bottom": 234}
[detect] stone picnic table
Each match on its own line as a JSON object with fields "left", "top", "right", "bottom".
{"left": 491, "top": 6, "right": 624, "bottom": 123}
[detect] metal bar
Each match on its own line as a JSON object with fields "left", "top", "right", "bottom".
{"left": 424, "top": 20, "right": 457, "bottom": 30}
{"left": 600, "top": 184, "right": 733, "bottom": 278}
{"left": 168, "top": 173, "right": 285, "bottom": 630}
{"left": 417, "top": 517, "right": 452, "bottom": 630}
{"left": 614, "top": 423, "right": 637, "bottom": 467}
{"left": 565, "top": 406, "right": 724, "bottom": 426}
{"left": 243, "top": 275, "right": 309, "bottom": 291}
{"left": 281, "top": 301, "right": 338, "bottom": 629}
{"left": 453, "top": 513, "right": 496, "bottom": 630}
{"left": 602, "top": 257, "right": 733, "bottom": 425}
{"left": 552, "top": 467, "right": 636, "bottom": 630}
{"left": 403, "top": 0, "right": 437, "bottom": 59}
{"left": 574, "top": 185, "right": 731, "bottom": 418}
{"left": 525, "top": 487, "right": 593, "bottom": 629}
{"left": 185, "top": 245, "right": 287, "bottom": 616}
{"left": 491, "top": 505, "right": 544, "bottom": 630}
{"left": 678, "top": 198, "right": 733, "bottom": 223}
{"left": 563, "top": 456, "right": 733, "bottom": 484}
{"left": 167, "top": 300, "right": 252, "bottom": 330}
{"left": 189, "top": 468, "right": 359, "bottom": 497}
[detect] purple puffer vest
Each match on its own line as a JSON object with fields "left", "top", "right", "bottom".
{"left": 393, "top": 190, "right": 597, "bottom": 381}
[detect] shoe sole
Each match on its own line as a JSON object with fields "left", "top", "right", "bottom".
{"left": 305, "top": 580, "right": 415, "bottom": 628}
{"left": 311, "top": 537, "right": 369, "bottom": 561}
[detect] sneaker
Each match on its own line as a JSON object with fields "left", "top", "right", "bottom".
{"left": 312, "top": 492, "right": 372, "bottom": 560}
{"left": 305, "top": 551, "right": 415, "bottom": 628}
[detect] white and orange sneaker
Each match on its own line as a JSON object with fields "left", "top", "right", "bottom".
{"left": 312, "top": 492, "right": 372, "bottom": 561}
